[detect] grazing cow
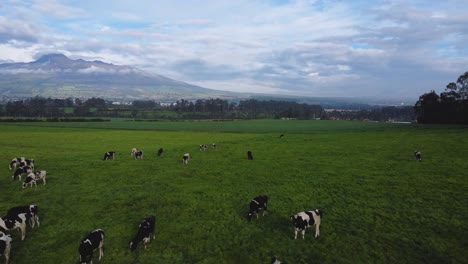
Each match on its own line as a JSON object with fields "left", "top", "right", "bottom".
{"left": 130, "top": 216, "right": 156, "bottom": 252}
{"left": 157, "top": 148, "right": 164, "bottom": 156}
{"left": 212, "top": 143, "right": 217, "bottom": 149}
{"left": 279, "top": 134, "right": 284, "bottom": 138}
{"left": 103, "top": 151, "right": 115, "bottom": 160}
{"left": 414, "top": 151, "right": 422, "bottom": 161}
{"left": 7, "top": 205, "right": 39, "bottom": 229}
{"left": 22, "top": 171, "right": 46, "bottom": 188}
{"left": 20, "top": 159, "right": 35, "bottom": 170}
{"left": 131, "top": 148, "right": 138, "bottom": 157}
{"left": 12, "top": 166, "right": 31, "bottom": 181}
{"left": 78, "top": 229, "right": 105, "bottom": 264}
{"left": 182, "top": 153, "right": 190, "bottom": 164}
{"left": 199, "top": 144, "right": 208, "bottom": 151}
{"left": 9, "top": 157, "right": 24, "bottom": 170}
{"left": 247, "top": 151, "right": 253, "bottom": 160}
{"left": 134, "top": 150, "right": 144, "bottom": 160}
{"left": 291, "top": 209, "right": 322, "bottom": 240}
{"left": 271, "top": 257, "right": 287, "bottom": 264}
{"left": 247, "top": 195, "right": 268, "bottom": 222}
{"left": 0, "top": 233, "right": 12, "bottom": 264}
{"left": 0, "top": 214, "right": 27, "bottom": 240}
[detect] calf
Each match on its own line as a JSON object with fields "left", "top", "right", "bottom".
{"left": 182, "top": 153, "right": 190, "bottom": 164}
{"left": 291, "top": 209, "right": 322, "bottom": 240}
{"left": 134, "top": 150, "right": 144, "bottom": 160}
{"left": 78, "top": 229, "right": 105, "bottom": 264}
{"left": 23, "top": 171, "right": 47, "bottom": 188}
{"left": 9, "top": 157, "right": 24, "bottom": 170}
{"left": 131, "top": 148, "right": 138, "bottom": 157}
{"left": 103, "top": 151, "right": 115, "bottom": 160}
{"left": 7, "top": 205, "right": 40, "bottom": 229}
{"left": 414, "top": 151, "right": 422, "bottom": 161}
{"left": 247, "top": 195, "right": 268, "bottom": 222}
{"left": 130, "top": 216, "right": 156, "bottom": 252}
{"left": 12, "top": 166, "right": 32, "bottom": 181}
{"left": 157, "top": 148, "right": 164, "bottom": 156}
{"left": 199, "top": 144, "right": 208, "bottom": 151}
{"left": 212, "top": 143, "right": 217, "bottom": 149}
{"left": 0, "top": 233, "right": 12, "bottom": 264}
{"left": 0, "top": 213, "right": 27, "bottom": 240}
{"left": 247, "top": 151, "right": 253, "bottom": 160}
{"left": 20, "top": 159, "right": 35, "bottom": 170}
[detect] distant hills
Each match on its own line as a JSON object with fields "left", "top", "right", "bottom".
{"left": 0, "top": 54, "right": 413, "bottom": 107}
{"left": 0, "top": 54, "right": 241, "bottom": 101}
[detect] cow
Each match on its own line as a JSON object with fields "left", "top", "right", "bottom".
{"left": 157, "top": 148, "right": 164, "bottom": 157}
{"left": 20, "top": 159, "right": 35, "bottom": 170}
{"left": 7, "top": 205, "right": 40, "bottom": 229}
{"left": 22, "top": 171, "right": 47, "bottom": 188}
{"left": 78, "top": 229, "right": 105, "bottom": 264}
{"left": 131, "top": 148, "right": 138, "bottom": 157}
{"left": 212, "top": 143, "right": 217, "bottom": 149}
{"left": 247, "top": 151, "right": 253, "bottom": 160}
{"left": 199, "top": 144, "right": 208, "bottom": 151}
{"left": 414, "top": 151, "right": 422, "bottom": 161}
{"left": 130, "top": 216, "right": 156, "bottom": 252}
{"left": 291, "top": 209, "right": 322, "bottom": 240}
{"left": 247, "top": 195, "right": 268, "bottom": 222}
{"left": 9, "top": 157, "right": 24, "bottom": 170}
{"left": 0, "top": 233, "right": 12, "bottom": 264}
{"left": 12, "top": 166, "right": 32, "bottom": 181}
{"left": 279, "top": 134, "right": 284, "bottom": 138}
{"left": 0, "top": 213, "right": 27, "bottom": 240}
{"left": 134, "top": 150, "right": 144, "bottom": 160}
{"left": 182, "top": 153, "right": 190, "bottom": 164}
{"left": 271, "top": 257, "right": 287, "bottom": 264}
{"left": 103, "top": 151, "right": 115, "bottom": 160}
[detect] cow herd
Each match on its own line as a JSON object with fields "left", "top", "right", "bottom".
{"left": 2, "top": 145, "right": 423, "bottom": 264}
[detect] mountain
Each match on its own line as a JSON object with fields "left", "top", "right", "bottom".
{"left": 0, "top": 54, "right": 240, "bottom": 101}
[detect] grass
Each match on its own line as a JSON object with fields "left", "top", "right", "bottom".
{"left": 0, "top": 121, "right": 467, "bottom": 263}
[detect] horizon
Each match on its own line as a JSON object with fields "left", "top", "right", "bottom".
{"left": 0, "top": 0, "right": 467, "bottom": 101}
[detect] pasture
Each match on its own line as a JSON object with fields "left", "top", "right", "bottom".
{"left": 0, "top": 120, "right": 467, "bottom": 263}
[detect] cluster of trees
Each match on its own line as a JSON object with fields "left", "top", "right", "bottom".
{"left": 0, "top": 97, "right": 323, "bottom": 120}
{"left": 415, "top": 72, "right": 468, "bottom": 124}
{"left": 324, "top": 106, "right": 415, "bottom": 122}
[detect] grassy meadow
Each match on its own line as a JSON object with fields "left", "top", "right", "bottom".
{"left": 0, "top": 120, "right": 467, "bottom": 264}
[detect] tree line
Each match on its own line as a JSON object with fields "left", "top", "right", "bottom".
{"left": 414, "top": 71, "right": 468, "bottom": 124}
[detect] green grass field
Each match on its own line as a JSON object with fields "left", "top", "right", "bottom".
{"left": 0, "top": 120, "right": 467, "bottom": 263}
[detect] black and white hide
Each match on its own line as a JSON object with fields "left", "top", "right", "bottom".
{"left": 0, "top": 213, "right": 27, "bottom": 240}
{"left": 134, "top": 150, "right": 144, "bottom": 160}
{"left": 271, "top": 257, "right": 287, "bottom": 264}
{"left": 9, "top": 157, "right": 24, "bottom": 170}
{"left": 7, "top": 205, "right": 40, "bottom": 229}
{"left": 157, "top": 148, "right": 164, "bottom": 157}
{"left": 20, "top": 159, "right": 35, "bottom": 170}
{"left": 131, "top": 148, "right": 138, "bottom": 157}
{"left": 247, "top": 195, "right": 268, "bottom": 222}
{"left": 12, "top": 166, "right": 32, "bottom": 181}
{"left": 103, "top": 151, "right": 116, "bottom": 160}
{"left": 130, "top": 216, "right": 156, "bottom": 252}
{"left": 199, "top": 144, "right": 208, "bottom": 151}
{"left": 212, "top": 143, "right": 217, "bottom": 149}
{"left": 22, "top": 171, "right": 47, "bottom": 188}
{"left": 182, "top": 153, "right": 190, "bottom": 164}
{"left": 290, "top": 209, "right": 322, "bottom": 240}
{"left": 0, "top": 233, "right": 12, "bottom": 264}
{"left": 414, "top": 151, "right": 422, "bottom": 161}
{"left": 78, "top": 229, "right": 105, "bottom": 264}
{"left": 247, "top": 151, "right": 253, "bottom": 160}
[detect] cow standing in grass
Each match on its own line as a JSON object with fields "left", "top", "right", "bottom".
{"left": 7, "top": 205, "right": 40, "bottom": 229}
{"left": 0, "top": 214, "right": 27, "bottom": 240}
{"left": 78, "top": 229, "right": 105, "bottom": 264}
{"left": 23, "top": 171, "right": 47, "bottom": 188}
{"left": 157, "top": 148, "right": 164, "bottom": 156}
{"left": 103, "top": 151, "right": 115, "bottom": 160}
{"left": 247, "top": 195, "right": 268, "bottom": 222}
{"left": 182, "top": 153, "right": 190, "bottom": 164}
{"left": 291, "top": 209, "right": 322, "bottom": 240}
{"left": 12, "top": 166, "right": 31, "bottom": 181}
{"left": 247, "top": 151, "right": 253, "bottom": 160}
{"left": 414, "top": 151, "right": 422, "bottom": 161}
{"left": 130, "top": 216, "right": 156, "bottom": 252}
{"left": 0, "top": 233, "right": 12, "bottom": 264}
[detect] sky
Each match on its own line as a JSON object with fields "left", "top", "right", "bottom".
{"left": 0, "top": 0, "right": 467, "bottom": 101}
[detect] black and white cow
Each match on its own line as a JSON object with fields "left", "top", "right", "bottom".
{"left": 291, "top": 209, "right": 322, "bottom": 240}
{"left": 134, "top": 150, "right": 144, "bottom": 160}
{"left": 130, "top": 216, "right": 156, "bottom": 252}
{"left": 247, "top": 151, "right": 253, "bottom": 160}
{"left": 0, "top": 233, "right": 12, "bottom": 264}
{"left": 9, "top": 157, "right": 24, "bottom": 170}
{"left": 182, "top": 153, "right": 190, "bottom": 164}
{"left": 157, "top": 148, "right": 164, "bottom": 157}
{"left": 12, "top": 166, "right": 32, "bottom": 181}
{"left": 131, "top": 148, "right": 138, "bottom": 157}
{"left": 212, "top": 143, "right": 217, "bottom": 149}
{"left": 103, "top": 151, "right": 115, "bottom": 160}
{"left": 7, "top": 205, "right": 40, "bottom": 229}
{"left": 199, "top": 144, "right": 208, "bottom": 151}
{"left": 414, "top": 151, "right": 422, "bottom": 161}
{"left": 271, "top": 257, "right": 287, "bottom": 264}
{"left": 0, "top": 214, "right": 27, "bottom": 240}
{"left": 22, "top": 171, "right": 47, "bottom": 188}
{"left": 20, "top": 159, "right": 35, "bottom": 170}
{"left": 78, "top": 229, "right": 105, "bottom": 264}
{"left": 247, "top": 195, "right": 268, "bottom": 222}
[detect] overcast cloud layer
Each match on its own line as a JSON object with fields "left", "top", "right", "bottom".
{"left": 1, "top": 0, "right": 467, "bottom": 101}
